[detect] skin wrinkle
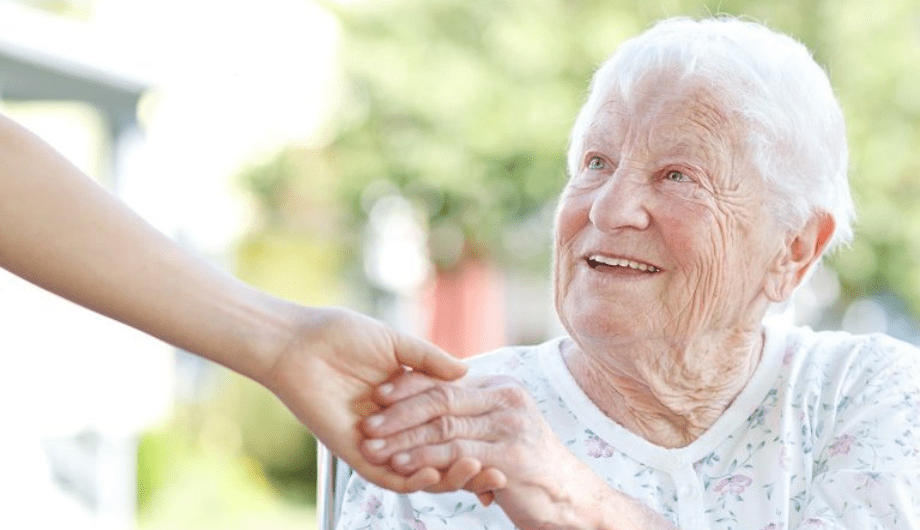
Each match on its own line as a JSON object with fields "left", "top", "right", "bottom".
{"left": 553, "top": 68, "right": 787, "bottom": 447}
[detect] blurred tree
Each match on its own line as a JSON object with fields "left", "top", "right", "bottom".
{"left": 235, "top": 147, "right": 358, "bottom": 304}
{"left": 817, "top": 0, "right": 920, "bottom": 315}
{"left": 319, "top": 0, "right": 645, "bottom": 271}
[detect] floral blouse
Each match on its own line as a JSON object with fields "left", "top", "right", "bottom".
{"left": 336, "top": 322, "right": 920, "bottom": 529}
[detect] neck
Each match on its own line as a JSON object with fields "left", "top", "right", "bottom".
{"left": 562, "top": 327, "right": 764, "bottom": 448}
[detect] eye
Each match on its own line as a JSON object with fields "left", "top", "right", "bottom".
{"left": 586, "top": 156, "right": 606, "bottom": 170}
{"left": 665, "top": 170, "right": 691, "bottom": 182}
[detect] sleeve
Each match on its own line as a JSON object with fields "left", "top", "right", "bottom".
{"left": 799, "top": 336, "right": 920, "bottom": 529}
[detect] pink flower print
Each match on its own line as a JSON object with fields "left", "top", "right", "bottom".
{"left": 783, "top": 346, "right": 796, "bottom": 366}
{"left": 411, "top": 520, "right": 428, "bottom": 530}
{"left": 585, "top": 433, "right": 615, "bottom": 458}
{"left": 779, "top": 445, "right": 790, "bottom": 471}
{"left": 802, "top": 518, "right": 826, "bottom": 528}
{"left": 713, "top": 475, "right": 753, "bottom": 495}
{"left": 505, "top": 355, "right": 523, "bottom": 370}
{"left": 829, "top": 434, "right": 854, "bottom": 456}
{"left": 363, "top": 495, "right": 382, "bottom": 516}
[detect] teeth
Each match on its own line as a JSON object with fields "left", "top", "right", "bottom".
{"left": 590, "top": 255, "right": 659, "bottom": 272}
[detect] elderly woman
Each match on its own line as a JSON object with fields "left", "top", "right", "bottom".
{"left": 340, "top": 17, "right": 920, "bottom": 530}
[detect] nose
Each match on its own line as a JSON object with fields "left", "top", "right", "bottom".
{"left": 587, "top": 168, "right": 651, "bottom": 232}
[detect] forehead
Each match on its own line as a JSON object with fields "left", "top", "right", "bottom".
{"left": 584, "top": 73, "right": 746, "bottom": 165}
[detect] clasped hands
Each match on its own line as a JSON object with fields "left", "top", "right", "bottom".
{"left": 358, "top": 371, "right": 596, "bottom": 528}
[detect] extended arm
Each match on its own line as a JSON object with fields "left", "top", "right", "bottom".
{"left": 0, "top": 112, "right": 467, "bottom": 491}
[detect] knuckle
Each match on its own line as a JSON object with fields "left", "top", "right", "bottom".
{"left": 494, "top": 385, "right": 529, "bottom": 409}
{"left": 435, "top": 415, "right": 461, "bottom": 441}
{"left": 429, "top": 384, "right": 457, "bottom": 410}
{"left": 501, "top": 412, "right": 527, "bottom": 432}
{"left": 404, "top": 424, "right": 436, "bottom": 448}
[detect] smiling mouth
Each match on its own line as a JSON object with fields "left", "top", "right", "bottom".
{"left": 586, "top": 254, "right": 661, "bottom": 273}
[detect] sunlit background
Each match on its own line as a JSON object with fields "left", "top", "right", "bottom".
{"left": 0, "top": 0, "right": 918, "bottom": 528}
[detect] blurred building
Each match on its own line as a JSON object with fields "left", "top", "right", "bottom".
{"left": 0, "top": 3, "right": 171, "bottom": 529}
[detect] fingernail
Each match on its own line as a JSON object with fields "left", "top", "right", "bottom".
{"left": 366, "top": 415, "right": 384, "bottom": 429}
{"left": 393, "top": 452, "right": 410, "bottom": 466}
{"left": 378, "top": 383, "right": 394, "bottom": 396}
{"left": 366, "top": 439, "right": 386, "bottom": 451}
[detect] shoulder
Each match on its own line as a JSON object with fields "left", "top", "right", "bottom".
{"left": 776, "top": 323, "right": 920, "bottom": 384}
{"left": 770, "top": 322, "right": 920, "bottom": 425}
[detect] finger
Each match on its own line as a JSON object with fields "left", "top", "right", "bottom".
{"left": 363, "top": 411, "right": 502, "bottom": 463}
{"left": 403, "top": 466, "right": 443, "bottom": 492}
{"left": 477, "top": 491, "right": 495, "bottom": 506}
{"left": 374, "top": 370, "right": 447, "bottom": 405}
{"left": 363, "top": 383, "right": 506, "bottom": 438}
{"left": 390, "top": 332, "right": 467, "bottom": 381}
{"left": 465, "top": 467, "right": 507, "bottom": 493}
{"left": 390, "top": 440, "right": 485, "bottom": 475}
{"left": 348, "top": 462, "right": 440, "bottom": 495}
{"left": 376, "top": 372, "right": 500, "bottom": 406}
{"left": 423, "top": 457, "right": 482, "bottom": 494}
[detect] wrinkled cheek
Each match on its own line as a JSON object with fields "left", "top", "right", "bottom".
{"left": 660, "top": 208, "right": 737, "bottom": 331}
{"left": 661, "top": 275, "right": 702, "bottom": 340}
{"left": 664, "top": 258, "right": 726, "bottom": 338}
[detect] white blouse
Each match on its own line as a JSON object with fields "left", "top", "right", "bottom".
{"left": 336, "top": 322, "right": 920, "bottom": 530}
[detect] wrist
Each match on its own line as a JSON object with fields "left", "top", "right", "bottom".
{"left": 227, "top": 290, "right": 308, "bottom": 387}
{"left": 499, "top": 459, "right": 664, "bottom": 530}
{"left": 186, "top": 279, "right": 306, "bottom": 387}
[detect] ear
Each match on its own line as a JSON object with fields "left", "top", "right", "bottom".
{"left": 764, "top": 211, "right": 835, "bottom": 302}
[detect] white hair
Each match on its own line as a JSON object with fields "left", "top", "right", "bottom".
{"left": 567, "top": 17, "right": 855, "bottom": 253}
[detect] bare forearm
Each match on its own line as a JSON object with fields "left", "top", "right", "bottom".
{"left": 0, "top": 112, "right": 290, "bottom": 381}
{"left": 0, "top": 114, "right": 478, "bottom": 495}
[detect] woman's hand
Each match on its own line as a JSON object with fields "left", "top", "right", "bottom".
{"left": 258, "top": 306, "right": 479, "bottom": 494}
{"left": 360, "top": 372, "right": 672, "bottom": 529}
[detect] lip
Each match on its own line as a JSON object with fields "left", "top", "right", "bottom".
{"left": 583, "top": 252, "right": 662, "bottom": 273}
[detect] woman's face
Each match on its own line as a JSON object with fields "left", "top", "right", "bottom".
{"left": 554, "top": 71, "right": 785, "bottom": 352}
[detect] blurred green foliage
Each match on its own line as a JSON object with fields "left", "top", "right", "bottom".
{"left": 322, "top": 0, "right": 608, "bottom": 270}
{"left": 137, "top": 368, "right": 317, "bottom": 529}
